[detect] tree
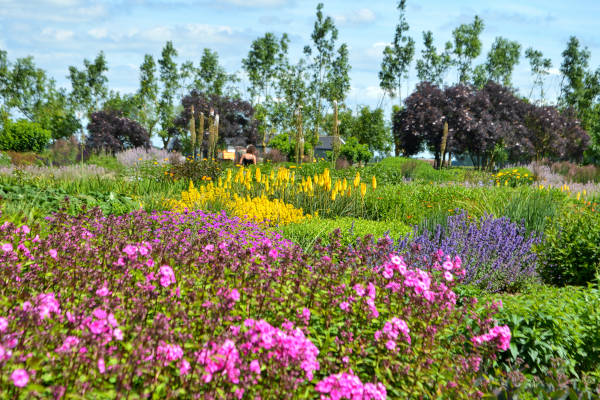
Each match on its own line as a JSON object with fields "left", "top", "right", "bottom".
{"left": 175, "top": 90, "right": 258, "bottom": 155}
{"left": 304, "top": 3, "right": 351, "bottom": 153}
{"left": 138, "top": 54, "right": 159, "bottom": 137}
{"left": 0, "top": 119, "right": 51, "bottom": 152}
{"left": 340, "top": 136, "right": 372, "bottom": 165}
{"left": 559, "top": 36, "right": 600, "bottom": 162}
{"left": 415, "top": 31, "right": 452, "bottom": 86}
{"left": 525, "top": 48, "right": 552, "bottom": 102}
{"left": 86, "top": 110, "right": 150, "bottom": 154}
{"left": 275, "top": 58, "right": 312, "bottom": 134}
{"left": 451, "top": 16, "right": 484, "bottom": 84}
{"left": 157, "top": 41, "right": 180, "bottom": 148}
{"left": 68, "top": 51, "right": 109, "bottom": 116}
{"left": 194, "top": 48, "right": 232, "bottom": 97}
{"left": 379, "top": 0, "right": 415, "bottom": 102}
{"left": 351, "top": 106, "right": 392, "bottom": 154}
{"left": 479, "top": 37, "right": 521, "bottom": 87}
{"left": 243, "top": 33, "right": 289, "bottom": 104}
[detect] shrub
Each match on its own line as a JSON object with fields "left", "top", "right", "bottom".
{"left": 47, "top": 136, "right": 81, "bottom": 166}
{"left": 395, "top": 212, "right": 541, "bottom": 292}
{"left": 86, "top": 110, "right": 150, "bottom": 154}
{"left": 340, "top": 136, "right": 372, "bottom": 165}
{"left": 167, "top": 158, "right": 222, "bottom": 183}
{"left": 537, "top": 206, "right": 600, "bottom": 286}
{"left": 488, "top": 284, "right": 600, "bottom": 377}
{"left": 3, "top": 151, "right": 40, "bottom": 166}
{"left": 264, "top": 148, "right": 287, "bottom": 163}
{"left": 0, "top": 151, "right": 11, "bottom": 167}
{"left": 493, "top": 168, "right": 534, "bottom": 187}
{"left": 0, "top": 209, "right": 510, "bottom": 398}
{"left": 0, "top": 119, "right": 51, "bottom": 153}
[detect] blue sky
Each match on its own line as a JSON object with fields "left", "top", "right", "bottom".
{"left": 1, "top": 0, "right": 599, "bottom": 117}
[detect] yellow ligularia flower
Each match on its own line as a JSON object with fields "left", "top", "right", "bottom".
{"left": 353, "top": 172, "right": 360, "bottom": 188}
{"left": 372, "top": 176, "right": 377, "bottom": 190}
{"left": 360, "top": 182, "right": 367, "bottom": 197}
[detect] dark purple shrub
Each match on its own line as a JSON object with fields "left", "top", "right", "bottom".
{"left": 395, "top": 212, "right": 541, "bottom": 292}
{"left": 87, "top": 110, "right": 151, "bottom": 154}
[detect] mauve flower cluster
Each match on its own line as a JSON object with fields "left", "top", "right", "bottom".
{"left": 395, "top": 212, "right": 541, "bottom": 292}
{"left": 0, "top": 208, "right": 508, "bottom": 398}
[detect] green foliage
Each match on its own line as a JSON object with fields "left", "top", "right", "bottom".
{"left": 537, "top": 206, "right": 600, "bottom": 286}
{"left": 493, "top": 167, "right": 534, "bottom": 187}
{"left": 451, "top": 15, "right": 485, "bottom": 84}
{"left": 268, "top": 133, "right": 311, "bottom": 162}
{"left": 488, "top": 284, "right": 600, "bottom": 377}
{"left": 340, "top": 137, "right": 372, "bottom": 164}
{"left": 415, "top": 31, "right": 452, "bottom": 86}
{"left": 86, "top": 153, "right": 125, "bottom": 173}
{"left": 0, "top": 119, "right": 51, "bottom": 152}
{"left": 67, "top": 51, "right": 109, "bottom": 116}
{"left": 168, "top": 159, "right": 223, "bottom": 183}
{"left": 279, "top": 216, "right": 412, "bottom": 251}
{"left": 476, "top": 36, "right": 522, "bottom": 88}
{"left": 0, "top": 151, "right": 11, "bottom": 166}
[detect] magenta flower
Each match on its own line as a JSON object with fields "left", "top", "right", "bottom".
{"left": 179, "top": 359, "right": 191, "bottom": 375}
{"left": 2, "top": 243, "right": 13, "bottom": 252}
{"left": 339, "top": 301, "right": 350, "bottom": 312}
{"left": 159, "top": 265, "right": 176, "bottom": 288}
{"left": 0, "top": 317, "right": 7, "bottom": 332}
{"left": 98, "top": 358, "right": 106, "bottom": 374}
{"left": 48, "top": 249, "right": 58, "bottom": 259}
{"left": 11, "top": 369, "right": 29, "bottom": 388}
{"left": 0, "top": 345, "right": 12, "bottom": 362}
{"left": 96, "top": 286, "right": 110, "bottom": 297}
{"left": 250, "top": 359, "right": 261, "bottom": 374}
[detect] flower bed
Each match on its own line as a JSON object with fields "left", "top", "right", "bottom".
{"left": 0, "top": 209, "right": 509, "bottom": 398}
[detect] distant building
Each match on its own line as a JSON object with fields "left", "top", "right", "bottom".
{"left": 314, "top": 136, "right": 345, "bottom": 160}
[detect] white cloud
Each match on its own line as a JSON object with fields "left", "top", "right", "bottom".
{"left": 335, "top": 8, "right": 376, "bottom": 25}
{"left": 349, "top": 85, "right": 385, "bottom": 101}
{"left": 41, "top": 28, "right": 74, "bottom": 41}
{"left": 88, "top": 28, "right": 109, "bottom": 39}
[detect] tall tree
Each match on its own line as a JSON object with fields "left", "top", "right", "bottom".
{"left": 243, "top": 33, "right": 289, "bottom": 105}
{"left": 68, "top": 51, "right": 109, "bottom": 117}
{"left": 525, "top": 48, "right": 552, "bottom": 102}
{"left": 196, "top": 48, "right": 231, "bottom": 97}
{"left": 482, "top": 37, "right": 521, "bottom": 87}
{"left": 304, "top": 3, "right": 351, "bottom": 153}
{"left": 451, "top": 15, "right": 484, "bottom": 84}
{"left": 379, "top": 0, "right": 415, "bottom": 102}
{"left": 138, "top": 54, "right": 159, "bottom": 138}
{"left": 415, "top": 31, "right": 452, "bottom": 86}
{"left": 157, "top": 41, "right": 180, "bottom": 148}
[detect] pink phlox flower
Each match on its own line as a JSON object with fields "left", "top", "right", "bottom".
{"left": 0, "top": 317, "right": 7, "bottom": 332}
{"left": 10, "top": 369, "right": 29, "bottom": 388}
{"left": 0, "top": 345, "right": 12, "bottom": 362}
{"left": 98, "top": 358, "right": 106, "bottom": 374}
{"left": 122, "top": 244, "right": 138, "bottom": 258}
{"left": 315, "top": 372, "right": 387, "bottom": 400}
{"left": 96, "top": 285, "right": 110, "bottom": 297}
{"left": 56, "top": 336, "right": 80, "bottom": 353}
{"left": 159, "top": 265, "right": 176, "bottom": 288}
{"left": 36, "top": 293, "right": 60, "bottom": 320}
{"left": 339, "top": 302, "right": 350, "bottom": 312}
{"left": 179, "top": 359, "right": 191, "bottom": 375}
{"left": 471, "top": 325, "right": 511, "bottom": 351}
{"left": 250, "top": 359, "right": 261, "bottom": 374}
{"left": 1, "top": 243, "right": 13, "bottom": 252}
{"left": 268, "top": 248, "right": 278, "bottom": 258}
{"left": 157, "top": 342, "right": 184, "bottom": 365}
{"left": 353, "top": 284, "right": 365, "bottom": 297}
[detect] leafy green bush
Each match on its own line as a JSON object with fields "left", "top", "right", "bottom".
{"left": 0, "top": 151, "right": 11, "bottom": 166}
{"left": 87, "top": 153, "right": 125, "bottom": 173}
{"left": 489, "top": 284, "right": 600, "bottom": 377}
{"left": 0, "top": 119, "right": 51, "bottom": 153}
{"left": 268, "top": 133, "right": 311, "bottom": 162}
{"left": 340, "top": 136, "right": 372, "bottom": 164}
{"left": 279, "top": 217, "right": 412, "bottom": 250}
{"left": 537, "top": 206, "right": 600, "bottom": 286}
{"left": 493, "top": 167, "right": 535, "bottom": 187}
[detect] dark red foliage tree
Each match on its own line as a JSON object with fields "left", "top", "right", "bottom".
{"left": 394, "top": 81, "right": 590, "bottom": 168}
{"left": 175, "top": 90, "right": 258, "bottom": 156}
{"left": 86, "top": 110, "right": 150, "bottom": 153}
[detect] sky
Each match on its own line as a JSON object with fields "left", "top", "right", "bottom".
{"left": 1, "top": 0, "right": 599, "bottom": 121}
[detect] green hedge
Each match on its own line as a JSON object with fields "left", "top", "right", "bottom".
{"left": 0, "top": 119, "right": 51, "bottom": 153}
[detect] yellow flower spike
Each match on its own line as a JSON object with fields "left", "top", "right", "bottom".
{"left": 584, "top": 189, "right": 587, "bottom": 197}
{"left": 577, "top": 192, "right": 581, "bottom": 201}
{"left": 360, "top": 182, "right": 367, "bottom": 197}
{"left": 331, "top": 190, "right": 337, "bottom": 201}
{"left": 325, "top": 180, "right": 332, "bottom": 192}
{"left": 504, "top": 180, "right": 508, "bottom": 186}
{"left": 342, "top": 178, "right": 348, "bottom": 192}
{"left": 255, "top": 168, "right": 261, "bottom": 182}
{"left": 372, "top": 176, "right": 377, "bottom": 190}
{"left": 353, "top": 172, "right": 360, "bottom": 188}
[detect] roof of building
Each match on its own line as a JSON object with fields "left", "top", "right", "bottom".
{"left": 315, "top": 136, "right": 346, "bottom": 150}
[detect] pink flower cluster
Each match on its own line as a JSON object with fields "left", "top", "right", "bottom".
{"left": 22, "top": 292, "right": 60, "bottom": 321}
{"left": 315, "top": 371, "right": 387, "bottom": 400}
{"left": 239, "top": 319, "right": 320, "bottom": 381}
{"left": 374, "top": 317, "right": 411, "bottom": 350}
{"left": 158, "top": 265, "right": 176, "bottom": 288}
{"left": 197, "top": 339, "right": 241, "bottom": 384}
{"left": 85, "top": 308, "right": 123, "bottom": 342}
{"left": 471, "top": 325, "right": 511, "bottom": 351}
{"left": 156, "top": 342, "right": 184, "bottom": 366}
